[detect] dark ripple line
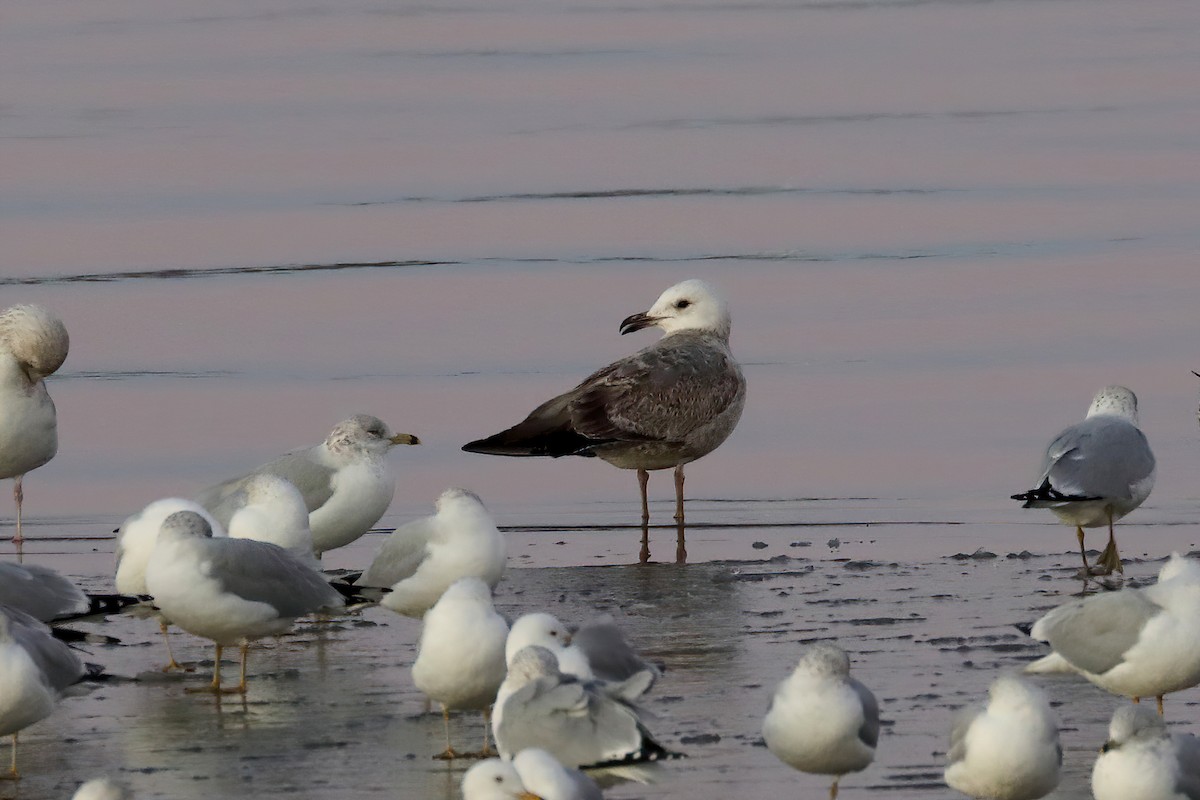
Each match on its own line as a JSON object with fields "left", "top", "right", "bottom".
{"left": 337, "top": 185, "right": 951, "bottom": 207}
{"left": 0, "top": 259, "right": 459, "bottom": 287}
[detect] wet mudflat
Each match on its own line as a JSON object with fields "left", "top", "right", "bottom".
{"left": 9, "top": 514, "right": 1198, "bottom": 800}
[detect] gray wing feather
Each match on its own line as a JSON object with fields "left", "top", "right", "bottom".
{"left": 199, "top": 539, "right": 343, "bottom": 617}
{"left": 570, "top": 333, "right": 745, "bottom": 443}
{"left": 1042, "top": 418, "right": 1155, "bottom": 499}
{"left": 568, "top": 770, "right": 605, "bottom": 800}
{"left": 497, "top": 676, "right": 643, "bottom": 768}
{"left": 1175, "top": 734, "right": 1200, "bottom": 800}
{"left": 1035, "top": 590, "right": 1160, "bottom": 675}
{"left": 3, "top": 605, "right": 86, "bottom": 691}
{"left": 572, "top": 620, "right": 659, "bottom": 686}
{"left": 358, "top": 517, "right": 435, "bottom": 587}
{"left": 0, "top": 562, "right": 89, "bottom": 622}
{"left": 196, "top": 448, "right": 336, "bottom": 525}
{"left": 851, "top": 677, "right": 880, "bottom": 749}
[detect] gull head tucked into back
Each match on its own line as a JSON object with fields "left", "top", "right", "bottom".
{"left": 460, "top": 759, "right": 540, "bottom": 800}
{"left": 1092, "top": 704, "right": 1200, "bottom": 800}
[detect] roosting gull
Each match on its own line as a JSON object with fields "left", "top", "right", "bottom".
{"left": 143, "top": 510, "right": 344, "bottom": 694}
{"left": 0, "top": 304, "right": 68, "bottom": 546}
{"left": 493, "top": 645, "right": 677, "bottom": 768}
{"left": 225, "top": 474, "right": 320, "bottom": 568}
{"left": 358, "top": 488, "right": 506, "bottom": 618}
{"left": 943, "top": 674, "right": 1061, "bottom": 800}
{"left": 115, "top": 498, "right": 226, "bottom": 671}
{"left": 460, "top": 759, "right": 539, "bottom": 800}
{"left": 0, "top": 604, "right": 86, "bottom": 779}
{"left": 1011, "top": 386, "right": 1155, "bottom": 575}
{"left": 196, "top": 414, "right": 420, "bottom": 557}
{"left": 462, "top": 279, "right": 746, "bottom": 547}
{"left": 412, "top": 578, "right": 508, "bottom": 759}
{"left": 513, "top": 748, "right": 604, "bottom": 800}
{"left": 762, "top": 643, "right": 879, "bottom": 800}
{"left": 505, "top": 613, "right": 659, "bottom": 699}
{"left": 0, "top": 562, "right": 89, "bottom": 623}
{"left": 1028, "top": 553, "right": 1200, "bottom": 714}
{"left": 1092, "top": 705, "right": 1200, "bottom": 800}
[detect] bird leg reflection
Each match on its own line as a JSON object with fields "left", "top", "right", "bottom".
{"left": 637, "top": 468, "right": 650, "bottom": 524}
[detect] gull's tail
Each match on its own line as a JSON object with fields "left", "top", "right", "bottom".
{"left": 1011, "top": 482, "right": 1099, "bottom": 509}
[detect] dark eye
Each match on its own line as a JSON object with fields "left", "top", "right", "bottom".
{"left": 674, "top": 299, "right": 691, "bottom": 309}
{"left": 494, "top": 776, "right": 502, "bottom": 784}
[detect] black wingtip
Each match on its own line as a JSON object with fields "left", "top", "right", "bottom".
{"left": 1014, "top": 621, "right": 1034, "bottom": 636}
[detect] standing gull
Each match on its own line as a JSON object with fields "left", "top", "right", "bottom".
{"left": 762, "top": 643, "right": 879, "bottom": 800}
{"left": 1027, "top": 553, "right": 1200, "bottom": 714}
{"left": 143, "top": 510, "right": 344, "bottom": 694}
{"left": 0, "top": 604, "right": 86, "bottom": 780}
{"left": 462, "top": 279, "right": 745, "bottom": 558}
{"left": 0, "top": 305, "right": 68, "bottom": 546}
{"left": 196, "top": 415, "right": 420, "bottom": 557}
{"left": 493, "top": 645, "right": 677, "bottom": 768}
{"left": 1091, "top": 705, "right": 1200, "bottom": 800}
{"left": 943, "top": 674, "right": 1061, "bottom": 800}
{"left": 358, "top": 488, "right": 506, "bottom": 618}
{"left": 1011, "top": 386, "right": 1155, "bottom": 575}
{"left": 412, "top": 578, "right": 508, "bottom": 759}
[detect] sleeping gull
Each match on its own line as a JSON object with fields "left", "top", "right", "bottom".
{"left": 225, "top": 474, "right": 320, "bottom": 568}
{"left": 195, "top": 414, "right": 420, "bottom": 557}
{"left": 0, "top": 304, "right": 68, "bottom": 547}
{"left": 143, "top": 510, "right": 344, "bottom": 694}
{"left": 1011, "top": 386, "right": 1155, "bottom": 576}
{"left": 1028, "top": 552, "right": 1200, "bottom": 714}
{"left": 1091, "top": 705, "right": 1200, "bottom": 800}
{"left": 513, "top": 748, "right": 604, "bottom": 800}
{"left": 493, "top": 645, "right": 677, "bottom": 768}
{"left": 0, "top": 604, "right": 86, "bottom": 780}
{"left": 762, "top": 643, "right": 879, "bottom": 800}
{"left": 358, "top": 488, "right": 506, "bottom": 618}
{"left": 943, "top": 674, "right": 1061, "bottom": 800}
{"left": 462, "top": 279, "right": 746, "bottom": 557}
{"left": 412, "top": 577, "right": 508, "bottom": 759}
{"left": 505, "top": 613, "right": 659, "bottom": 699}
{"left": 115, "top": 498, "right": 225, "bottom": 671}
{"left": 461, "top": 759, "right": 539, "bottom": 800}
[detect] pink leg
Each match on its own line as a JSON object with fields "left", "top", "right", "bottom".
{"left": 637, "top": 468, "right": 650, "bottom": 524}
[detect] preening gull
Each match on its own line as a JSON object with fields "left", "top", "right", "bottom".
{"left": 143, "top": 510, "right": 344, "bottom": 694}
{"left": 463, "top": 279, "right": 746, "bottom": 554}
{"left": 461, "top": 759, "right": 539, "bottom": 800}
{"left": 0, "top": 304, "right": 68, "bottom": 546}
{"left": 1011, "top": 386, "right": 1155, "bottom": 575}
{"left": 505, "top": 613, "right": 659, "bottom": 699}
{"left": 493, "top": 645, "right": 677, "bottom": 768}
{"left": 115, "top": 498, "right": 225, "bottom": 671}
{"left": 359, "top": 488, "right": 506, "bottom": 618}
{"left": 71, "top": 777, "right": 133, "bottom": 800}
{"left": 1028, "top": 553, "right": 1200, "bottom": 713}
{"left": 196, "top": 415, "right": 420, "bottom": 556}
{"left": 412, "top": 578, "right": 508, "bottom": 759}
{"left": 0, "top": 604, "right": 86, "bottom": 779}
{"left": 1092, "top": 705, "right": 1200, "bottom": 800}
{"left": 762, "top": 643, "right": 879, "bottom": 800}
{"left": 513, "top": 748, "right": 604, "bottom": 800}
{"left": 943, "top": 674, "right": 1061, "bottom": 800}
